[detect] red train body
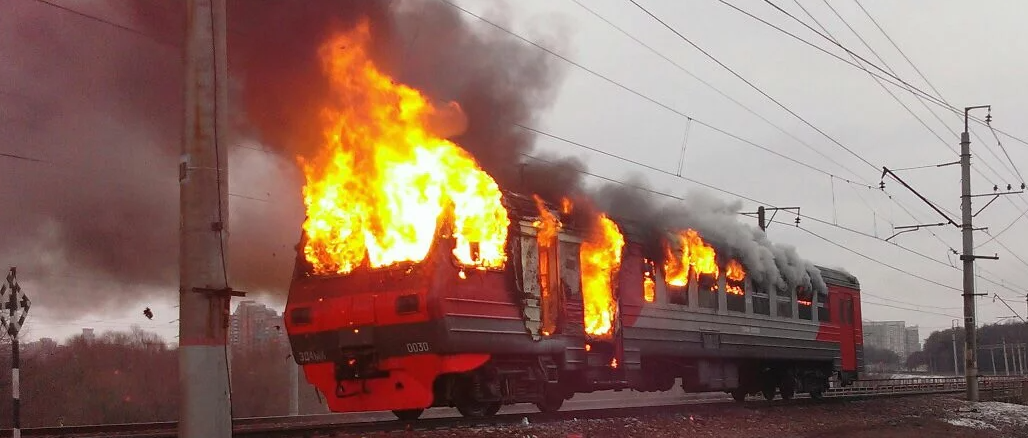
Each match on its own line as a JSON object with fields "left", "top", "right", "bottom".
{"left": 285, "top": 193, "right": 864, "bottom": 419}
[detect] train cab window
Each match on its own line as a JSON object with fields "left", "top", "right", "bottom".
{"left": 751, "top": 285, "right": 771, "bottom": 316}
{"left": 797, "top": 286, "right": 813, "bottom": 320}
{"left": 816, "top": 288, "right": 830, "bottom": 323}
{"left": 775, "top": 286, "right": 793, "bottom": 318}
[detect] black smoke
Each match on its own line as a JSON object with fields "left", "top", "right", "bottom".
{"left": 0, "top": 0, "right": 570, "bottom": 317}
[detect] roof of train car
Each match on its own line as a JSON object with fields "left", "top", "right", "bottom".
{"left": 816, "top": 265, "right": 860, "bottom": 290}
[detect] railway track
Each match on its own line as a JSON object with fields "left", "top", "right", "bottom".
{"left": 6, "top": 376, "right": 1024, "bottom": 438}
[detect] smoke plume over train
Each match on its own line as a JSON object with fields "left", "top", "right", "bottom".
{"left": 0, "top": 0, "right": 822, "bottom": 319}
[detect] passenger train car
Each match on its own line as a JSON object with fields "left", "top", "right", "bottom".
{"left": 284, "top": 192, "right": 864, "bottom": 420}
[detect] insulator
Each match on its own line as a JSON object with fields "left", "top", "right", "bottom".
{"left": 1008, "top": 184, "right": 1013, "bottom": 191}
{"left": 993, "top": 185, "right": 999, "bottom": 191}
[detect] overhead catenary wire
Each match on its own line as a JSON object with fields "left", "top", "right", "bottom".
{"left": 767, "top": 0, "right": 1028, "bottom": 268}
{"left": 568, "top": 0, "right": 871, "bottom": 185}
{"left": 715, "top": 0, "right": 1028, "bottom": 149}
{"left": 521, "top": 126, "right": 1026, "bottom": 298}
{"left": 613, "top": 0, "right": 975, "bottom": 266}
{"left": 627, "top": 0, "right": 880, "bottom": 177}
{"left": 29, "top": 0, "right": 180, "bottom": 48}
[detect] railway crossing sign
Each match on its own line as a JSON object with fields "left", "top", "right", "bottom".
{"left": 0, "top": 267, "right": 30, "bottom": 337}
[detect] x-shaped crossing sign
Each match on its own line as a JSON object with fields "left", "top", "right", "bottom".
{"left": 0, "top": 268, "right": 30, "bottom": 337}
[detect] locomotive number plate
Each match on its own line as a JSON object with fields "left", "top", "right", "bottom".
{"left": 405, "top": 342, "right": 431, "bottom": 353}
{"left": 296, "top": 350, "right": 328, "bottom": 364}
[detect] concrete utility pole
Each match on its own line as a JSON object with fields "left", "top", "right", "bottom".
{"left": 959, "top": 109, "right": 980, "bottom": 401}
{"left": 180, "top": 1, "right": 236, "bottom": 437}
{"left": 959, "top": 105, "right": 996, "bottom": 402}
{"left": 952, "top": 320, "right": 960, "bottom": 376}
{"left": 1003, "top": 338, "right": 1010, "bottom": 375}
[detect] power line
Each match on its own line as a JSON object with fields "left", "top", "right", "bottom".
{"left": 861, "top": 299, "right": 960, "bottom": 319}
{"left": 568, "top": 0, "right": 871, "bottom": 185}
{"left": 0, "top": 152, "right": 47, "bottom": 163}
{"left": 627, "top": 0, "right": 881, "bottom": 177}
{"left": 523, "top": 123, "right": 1025, "bottom": 297}
{"left": 758, "top": 0, "right": 1028, "bottom": 268}
{"left": 862, "top": 292, "right": 961, "bottom": 311}
{"left": 621, "top": 0, "right": 980, "bottom": 265}
{"left": 716, "top": 0, "right": 1028, "bottom": 148}
{"left": 441, "top": 0, "right": 879, "bottom": 191}
{"left": 28, "top": 0, "right": 179, "bottom": 48}
{"left": 791, "top": 222, "right": 960, "bottom": 292}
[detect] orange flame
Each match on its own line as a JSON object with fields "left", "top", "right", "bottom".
{"left": 300, "top": 21, "right": 509, "bottom": 275}
{"left": 533, "top": 195, "right": 561, "bottom": 337}
{"left": 643, "top": 259, "right": 656, "bottom": 303}
{"left": 664, "top": 229, "right": 719, "bottom": 286}
{"left": 580, "top": 214, "right": 624, "bottom": 338}
{"left": 560, "top": 197, "right": 574, "bottom": 215}
{"left": 532, "top": 195, "right": 561, "bottom": 243}
{"left": 725, "top": 259, "right": 746, "bottom": 296}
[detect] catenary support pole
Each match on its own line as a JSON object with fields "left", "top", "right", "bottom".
{"left": 952, "top": 326, "right": 960, "bottom": 376}
{"left": 1003, "top": 338, "right": 1010, "bottom": 375}
{"left": 180, "top": 1, "right": 232, "bottom": 437}
{"left": 960, "top": 109, "right": 981, "bottom": 401}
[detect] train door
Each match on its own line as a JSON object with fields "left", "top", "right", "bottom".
{"left": 837, "top": 291, "right": 858, "bottom": 372}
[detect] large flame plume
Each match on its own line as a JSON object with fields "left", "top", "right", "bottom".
{"left": 663, "top": 229, "right": 746, "bottom": 295}
{"left": 301, "top": 21, "right": 509, "bottom": 275}
{"left": 580, "top": 213, "right": 625, "bottom": 338}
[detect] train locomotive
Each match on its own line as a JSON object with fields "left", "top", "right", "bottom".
{"left": 284, "top": 192, "right": 864, "bottom": 420}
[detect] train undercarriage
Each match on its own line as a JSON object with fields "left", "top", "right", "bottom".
{"left": 377, "top": 354, "right": 846, "bottom": 420}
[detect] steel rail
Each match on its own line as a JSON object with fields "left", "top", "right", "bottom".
{"left": 5, "top": 376, "right": 1025, "bottom": 438}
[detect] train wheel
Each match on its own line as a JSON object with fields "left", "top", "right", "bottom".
{"left": 535, "top": 391, "right": 565, "bottom": 413}
{"left": 392, "top": 409, "right": 424, "bottom": 421}
{"left": 779, "top": 374, "right": 796, "bottom": 400}
{"left": 780, "top": 384, "right": 795, "bottom": 400}
{"left": 731, "top": 388, "right": 747, "bottom": 402}
{"left": 762, "top": 384, "right": 776, "bottom": 401}
{"left": 457, "top": 400, "right": 501, "bottom": 418}
{"left": 809, "top": 388, "right": 824, "bottom": 401}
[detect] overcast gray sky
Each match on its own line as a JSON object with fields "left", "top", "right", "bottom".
{"left": 3, "top": 0, "right": 1027, "bottom": 344}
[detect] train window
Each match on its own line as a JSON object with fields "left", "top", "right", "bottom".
{"left": 775, "top": 286, "right": 792, "bottom": 318}
{"left": 776, "top": 298, "right": 793, "bottom": 318}
{"left": 697, "top": 273, "right": 718, "bottom": 310}
{"left": 751, "top": 286, "right": 770, "bottom": 316}
{"left": 797, "top": 286, "right": 812, "bottom": 320}
{"left": 668, "top": 284, "right": 688, "bottom": 305}
{"left": 842, "top": 297, "right": 854, "bottom": 325}
{"left": 726, "top": 285, "right": 745, "bottom": 313}
{"left": 816, "top": 288, "right": 830, "bottom": 323}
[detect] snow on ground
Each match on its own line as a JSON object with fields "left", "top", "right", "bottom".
{"left": 888, "top": 373, "right": 953, "bottom": 379}
{"left": 947, "top": 400, "right": 1028, "bottom": 431}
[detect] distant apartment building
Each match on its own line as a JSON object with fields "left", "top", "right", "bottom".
{"left": 81, "top": 328, "right": 95, "bottom": 342}
{"left": 864, "top": 320, "right": 920, "bottom": 358}
{"left": 905, "top": 326, "right": 921, "bottom": 357}
{"left": 229, "top": 300, "right": 285, "bottom": 350}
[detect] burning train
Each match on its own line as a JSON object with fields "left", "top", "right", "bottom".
{"left": 283, "top": 21, "right": 864, "bottom": 420}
